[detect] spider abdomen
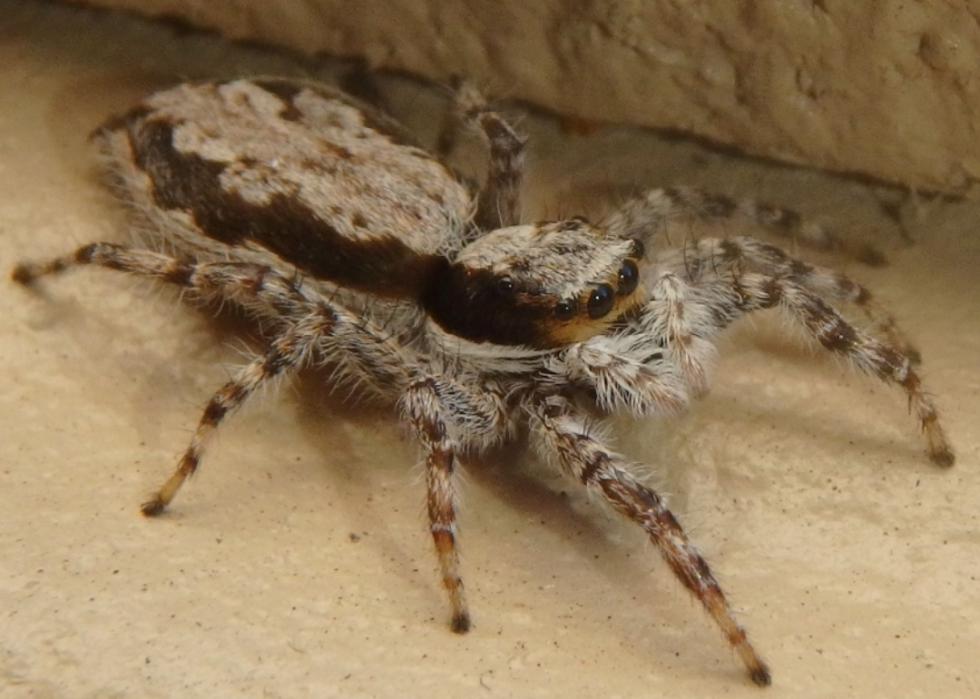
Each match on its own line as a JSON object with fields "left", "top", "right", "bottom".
{"left": 93, "top": 78, "right": 473, "bottom": 299}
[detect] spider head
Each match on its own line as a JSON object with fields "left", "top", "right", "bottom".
{"left": 423, "top": 218, "right": 646, "bottom": 349}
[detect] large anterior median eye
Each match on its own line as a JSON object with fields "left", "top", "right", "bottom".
{"left": 587, "top": 284, "right": 614, "bottom": 319}
{"left": 617, "top": 259, "right": 639, "bottom": 295}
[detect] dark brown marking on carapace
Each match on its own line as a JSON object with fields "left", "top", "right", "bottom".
{"left": 424, "top": 257, "right": 645, "bottom": 349}
{"left": 125, "top": 118, "right": 442, "bottom": 299}
{"left": 422, "top": 260, "right": 553, "bottom": 348}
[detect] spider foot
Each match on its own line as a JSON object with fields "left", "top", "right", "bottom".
{"left": 11, "top": 262, "right": 41, "bottom": 285}
{"left": 930, "top": 446, "right": 955, "bottom": 468}
{"left": 924, "top": 416, "right": 955, "bottom": 467}
{"left": 749, "top": 662, "right": 773, "bottom": 687}
{"left": 450, "top": 611, "right": 471, "bottom": 634}
{"left": 140, "top": 496, "right": 167, "bottom": 517}
{"left": 721, "top": 603, "right": 771, "bottom": 687}
{"left": 140, "top": 471, "right": 187, "bottom": 516}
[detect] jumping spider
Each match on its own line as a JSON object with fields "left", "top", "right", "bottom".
{"left": 12, "top": 78, "right": 955, "bottom": 686}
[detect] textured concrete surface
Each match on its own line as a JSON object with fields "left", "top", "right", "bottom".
{"left": 64, "top": 0, "right": 980, "bottom": 194}
{"left": 2, "top": 2, "right": 979, "bottom": 698}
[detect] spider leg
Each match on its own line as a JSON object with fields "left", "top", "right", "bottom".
{"left": 402, "top": 377, "right": 472, "bottom": 632}
{"left": 529, "top": 395, "right": 771, "bottom": 686}
{"left": 12, "top": 242, "right": 315, "bottom": 319}
{"left": 144, "top": 297, "right": 415, "bottom": 515}
{"left": 438, "top": 80, "right": 526, "bottom": 230}
{"left": 141, "top": 314, "right": 323, "bottom": 514}
{"left": 13, "top": 243, "right": 192, "bottom": 286}
{"left": 642, "top": 271, "right": 720, "bottom": 397}
{"left": 401, "top": 371, "right": 513, "bottom": 632}
{"left": 723, "top": 272, "right": 953, "bottom": 466}
{"left": 14, "top": 242, "right": 423, "bottom": 509}
{"left": 692, "top": 236, "right": 920, "bottom": 363}
{"left": 557, "top": 335, "right": 690, "bottom": 416}
{"left": 606, "top": 186, "right": 884, "bottom": 266}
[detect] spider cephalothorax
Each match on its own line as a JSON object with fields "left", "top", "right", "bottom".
{"left": 13, "top": 77, "right": 954, "bottom": 687}
{"left": 424, "top": 220, "right": 646, "bottom": 348}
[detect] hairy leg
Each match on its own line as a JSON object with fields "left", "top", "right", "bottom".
{"left": 401, "top": 371, "right": 514, "bottom": 631}
{"left": 437, "top": 81, "right": 526, "bottom": 230}
{"left": 402, "top": 377, "right": 475, "bottom": 632}
{"left": 704, "top": 271, "right": 954, "bottom": 465}
{"left": 691, "top": 236, "right": 919, "bottom": 361}
{"left": 607, "top": 186, "right": 885, "bottom": 267}
{"left": 642, "top": 271, "right": 719, "bottom": 397}
{"left": 141, "top": 314, "right": 324, "bottom": 514}
{"left": 530, "top": 395, "right": 771, "bottom": 686}
{"left": 555, "top": 334, "right": 690, "bottom": 416}
{"left": 13, "top": 242, "right": 423, "bottom": 509}
{"left": 13, "top": 242, "right": 315, "bottom": 319}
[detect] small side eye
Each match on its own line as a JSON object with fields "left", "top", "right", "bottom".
{"left": 495, "top": 276, "right": 515, "bottom": 294}
{"left": 617, "top": 259, "right": 639, "bottom": 295}
{"left": 630, "top": 239, "right": 645, "bottom": 259}
{"left": 554, "top": 299, "right": 577, "bottom": 320}
{"left": 587, "top": 284, "right": 614, "bottom": 319}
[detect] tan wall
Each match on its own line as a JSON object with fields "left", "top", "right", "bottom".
{"left": 66, "top": 0, "right": 980, "bottom": 194}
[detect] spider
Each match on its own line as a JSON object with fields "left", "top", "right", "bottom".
{"left": 12, "top": 78, "right": 954, "bottom": 686}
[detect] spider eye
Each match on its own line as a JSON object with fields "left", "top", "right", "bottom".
{"left": 630, "top": 239, "right": 645, "bottom": 259}
{"left": 587, "top": 284, "right": 615, "bottom": 319}
{"left": 495, "top": 276, "right": 515, "bottom": 294}
{"left": 554, "top": 299, "right": 577, "bottom": 320}
{"left": 617, "top": 259, "right": 639, "bottom": 295}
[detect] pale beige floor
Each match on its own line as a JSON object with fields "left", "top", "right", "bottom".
{"left": 1, "top": 2, "right": 978, "bottom": 698}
